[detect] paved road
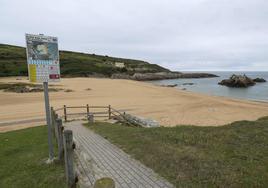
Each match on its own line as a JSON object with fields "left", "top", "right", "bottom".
{"left": 66, "top": 121, "right": 174, "bottom": 188}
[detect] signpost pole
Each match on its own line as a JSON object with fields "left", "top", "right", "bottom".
{"left": 43, "top": 81, "right": 54, "bottom": 161}
{"left": 25, "top": 33, "right": 60, "bottom": 163}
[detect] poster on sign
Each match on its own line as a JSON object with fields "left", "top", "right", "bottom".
{"left": 25, "top": 34, "right": 60, "bottom": 82}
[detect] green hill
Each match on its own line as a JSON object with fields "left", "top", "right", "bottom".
{"left": 0, "top": 44, "right": 169, "bottom": 77}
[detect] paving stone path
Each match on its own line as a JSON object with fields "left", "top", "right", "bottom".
{"left": 65, "top": 121, "right": 174, "bottom": 188}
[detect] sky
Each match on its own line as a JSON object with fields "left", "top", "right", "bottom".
{"left": 0, "top": 0, "right": 268, "bottom": 71}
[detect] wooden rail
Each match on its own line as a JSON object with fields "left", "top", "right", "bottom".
{"left": 54, "top": 104, "right": 124, "bottom": 122}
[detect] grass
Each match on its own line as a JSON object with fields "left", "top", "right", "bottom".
{"left": 87, "top": 117, "right": 268, "bottom": 188}
{"left": 0, "top": 126, "right": 65, "bottom": 188}
{"left": 0, "top": 43, "right": 169, "bottom": 77}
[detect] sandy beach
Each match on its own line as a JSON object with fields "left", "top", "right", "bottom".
{"left": 1, "top": 77, "right": 268, "bottom": 132}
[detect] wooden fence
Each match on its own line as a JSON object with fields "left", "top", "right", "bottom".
{"left": 51, "top": 107, "right": 77, "bottom": 188}
{"left": 54, "top": 104, "right": 125, "bottom": 122}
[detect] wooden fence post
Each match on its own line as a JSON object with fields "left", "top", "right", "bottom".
{"left": 63, "top": 130, "right": 76, "bottom": 188}
{"left": 86, "top": 104, "right": 89, "bottom": 117}
{"left": 108, "top": 105, "right": 111, "bottom": 119}
{"left": 56, "top": 118, "right": 64, "bottom": 161}
{"left": 51, "top": 107, "right": 55, "bottom": 136}
{"left": 88, "top": 113, "right": 94, "bottom": 123}
{"left": 64, "top": 105, "right": 67, "bottom": 122}
{"left": 54, "top": 113, "right": 59, "bottom": 141}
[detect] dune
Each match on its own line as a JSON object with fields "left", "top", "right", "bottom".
{"left": 1, "top": 76, "right": 268, "bottom": 132}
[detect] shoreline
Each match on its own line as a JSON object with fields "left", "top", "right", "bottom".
{"left": 148, "top": 72, "right": 268, "bottom": 102}
{"left": 152, "top": 81, "right": 268, "bottom": 104}
{"left": 1, "top": 76, "right": 268, "bottom": 131}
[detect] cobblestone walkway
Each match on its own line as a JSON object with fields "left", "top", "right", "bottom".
{"left": 66, "top": 121, "right": 174, "bottom": 188}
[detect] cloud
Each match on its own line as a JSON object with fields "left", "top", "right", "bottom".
{"left": 0, "top": 0, "right": 267, "bottom": 71}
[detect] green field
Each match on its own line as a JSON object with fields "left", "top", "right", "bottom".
{"left": 0, "top": 126, "right": 65, "bottom": 188}
{"left": 87, "top": 117, "right": 268, "bottom": 188}
{"left": 0, "top": 43, "right": 169, "bottom": 77}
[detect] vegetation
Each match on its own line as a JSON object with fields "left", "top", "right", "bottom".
{"left": 87, "top": 117, "right": 268, "bottom": 188}
{"left": 0, "top": 82, "right": 63, "bottom": 93}
{"left": 0, "top": 43, "right": 169, "bottom": 77}
{"left": 0, "top": 82, "right": 36, "bottom": 90}
{"left": 0, "top": 126, "right": 65, "bottom": 188}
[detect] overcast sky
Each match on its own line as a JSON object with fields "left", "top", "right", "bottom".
{"left": 1, "top": 0, "right": 268, "bottom": 71}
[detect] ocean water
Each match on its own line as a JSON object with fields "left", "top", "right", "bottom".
{"left": 148, "top": 72, "right": 268, "bottom": 102}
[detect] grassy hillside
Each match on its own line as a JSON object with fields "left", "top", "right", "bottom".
{"left": 0, "top": 44, "right": 169, "bottom": 77}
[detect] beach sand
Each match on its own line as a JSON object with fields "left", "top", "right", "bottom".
{"left": 1, "top": 77, "right": 268, "bottom": 132}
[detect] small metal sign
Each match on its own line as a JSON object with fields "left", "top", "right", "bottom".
{"left": 25, "top": 34, "right": 60, "bottom": 82}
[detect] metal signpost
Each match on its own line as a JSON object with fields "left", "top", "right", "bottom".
{"left": 25, "top": 34, "right": 60, "bottom": 162}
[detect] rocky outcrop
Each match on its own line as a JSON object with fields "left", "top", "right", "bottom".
{"left": 111, "top": 74, "right": 132, "bottom": 80}
{"left": 123, "top": 113, "right": 160, "bottom": 128}
{"left": 182, "top": 83, "right": 194, "bottom": 85}
{"left": 253, "top": 78, "right": 266, "bottom": 83}
{"left": 132, "top": 72, "right": 180, "bottom": 81}
{"left": 218, "top": 74, "right": 256, "bottom": 88}
{"left": 111, "top": 72, "right": 218, "bottom": 81}
{"left": 160, "top": 84, "right": 178, "bottom": 87}
{"left": 178, "top": 73, "right": 219, "bottom": 79}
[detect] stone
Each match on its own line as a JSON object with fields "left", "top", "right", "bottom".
{"left": 253, "top": 78, "right": 266, "bottom": 83}
{"left": 123, "top": 113, "right": 160, "bottom": 128}
{"left": 94, "top": 177, "right": 115, "bottom": 188}
{"left": 182, "top": 83, "right": 194, "bottom": 85}
{"left": 160, "top": 84, "right": 178, "bottom": 87}
{"left": 218, "top": 74, "right": 255, "bottom": 88}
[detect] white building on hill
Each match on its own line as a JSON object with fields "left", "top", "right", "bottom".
{"left": 115, "top": 62, "right": 125, "bottom": 68}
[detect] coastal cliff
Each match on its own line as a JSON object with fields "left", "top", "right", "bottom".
{"left": 111, "top": 72, "right": 218, "bottom": 81}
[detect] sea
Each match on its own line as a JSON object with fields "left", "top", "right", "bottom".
{"left": 148, "top": 72, "right": 268, "bottom": 102}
